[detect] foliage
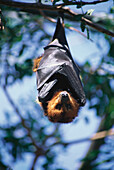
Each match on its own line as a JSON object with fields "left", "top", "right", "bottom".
{"left": 0, "top": 1, "right": 114, "bottom": 170}
{"left": 80, "top": 37, "right": 114, "bottom": 169}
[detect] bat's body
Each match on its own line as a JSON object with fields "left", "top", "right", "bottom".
{"left": 33, "top": 17, "right": 86, "bottom": 123}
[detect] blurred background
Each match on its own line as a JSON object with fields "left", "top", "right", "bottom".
{"left": 0, "top": 0, "right": 114, "bottom": 169}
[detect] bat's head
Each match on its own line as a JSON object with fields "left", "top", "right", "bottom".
{"left": 46, "top": 91, "right": 79, "bottom": 123}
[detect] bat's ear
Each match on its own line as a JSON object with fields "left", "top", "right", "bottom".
{"left": 32, "top": 56, "right": 43, "bottom": 72}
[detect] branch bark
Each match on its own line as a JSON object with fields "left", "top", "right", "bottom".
{"left": 2, "top": 85, "right": 44, "bottom": 155}
{"left": 79, "top": 114, "right": 113, "bottom": 169}
{"left": 31, "top": 152, "right": 41, "bottom": 170}
{"left": 2, "top": 84, "right": 114, "bottom": 169}
{"left": 51, "top": 128, "right": 114, "bottom": 147}
{"left": 39, "top": 10, "right": 93, "bottom": 40}
{"left": 0, "top": 0, "right": 109, "bottom": 9}
{"left": 57, "top": 0, "right": 109, "bottom": 7}
{"left": 0, "top": 0, "right": 114, "bottom": 37}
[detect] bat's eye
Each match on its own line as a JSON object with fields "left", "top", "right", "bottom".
{"left": 56, "top": 104, "right": 62, "bottom": 110}
{"left": 65, "top": 104, "right": 72, "bottom": 110}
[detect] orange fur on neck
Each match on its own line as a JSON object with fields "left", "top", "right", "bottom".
{"left": 33, "top": 56, "right": 43, "bottom": 72}
{"left": 47, "top": 91, "right": 79, "bottom": 123}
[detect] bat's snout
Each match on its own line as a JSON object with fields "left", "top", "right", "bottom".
{"left": 59, "top": 91, "right": 69, "bottom": 103}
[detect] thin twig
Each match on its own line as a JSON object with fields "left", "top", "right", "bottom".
{"left": 63, "top": 7, "right": 114, "bottom": 37}
{"left": 39, "top": 10, "right": 56, "bottom": 23}
{"left": 51, "top": 129, "right": 114, "bottom": 147}
{"left": 2, "top": 85, "right": 44, "bottom": 153}
{"left": 81, "top": 17, "right": 114, "bottom": 36}
{"left": 31, "top": 152, "right": 41, "bottom": 170}
{"left": 66, "top": 25, "right": 93, "bottom": 41}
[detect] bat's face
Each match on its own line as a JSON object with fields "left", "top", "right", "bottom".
{"left": 46, "top": 91, "right": 79, "bottom": 123}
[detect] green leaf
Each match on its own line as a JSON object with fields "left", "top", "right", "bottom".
{"left": 77, "top": 4, "right": 84, "bottom": 9}
{"left": 65, "top": 23, "right": 72, "bottom": 28}
{"left": 85, "top": 9, "right": 95, "bottom": 16}
{"left": 18, "top": 44, "right": 26, "bottom": 57}
{"left": 110, "top": 6, "right": 114, "bottom": 13}
{"left": 86, "top": 27, "right": 90, "bottom": 39}
{"left": 62, "top": 0, "right": 68, "bottom": 3}
{"left": 52, "top": 0, "right": 60, "bottom": 5}
{"left": 81, "top": 21, "right": 86, "bottom": 32}
{"left": 109, "top": 41, "right": 114, "bottom": 57}
{"left": 77, "top": 4, "right": 82, "bottom": 8}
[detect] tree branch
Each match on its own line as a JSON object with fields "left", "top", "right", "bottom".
{"left": 79, "top": 114, "right": 114, "bottom": 169}
{"left": 51, "top": 128, "right": 114, "bottom": 147}
{"left": 0, "top": 0, "right": 56, "bottom": 11}
{"left": 31, "top": 152, "right": 41, "bottom": 170}
{"left": 2, "top": 85, "right": 44, "bottom": 155}
{"left": 57, "top": 0, "right": 109, "bottom": 7}
{"left": 0, "top": 0, "right": 109, "bottom": 9}
{"left": 39, "top": 10, "right": 93, "bottom": 41}
{"left": 0, "top": 0, "right": 114, "bottom": 37}
{"left": 81, "top": 17, "right": 114, "bottom": 37}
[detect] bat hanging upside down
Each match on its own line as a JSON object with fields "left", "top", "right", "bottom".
{"left": 33, "top": 17, "right": 86, "bottom": 123}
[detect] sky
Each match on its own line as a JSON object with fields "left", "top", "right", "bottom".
{"left": 0, "top": 0, "right": 113, "bottom": 170}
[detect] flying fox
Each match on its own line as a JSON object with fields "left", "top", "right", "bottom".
{"left": 33, "top": 17, "right": 86, "bottom": 123}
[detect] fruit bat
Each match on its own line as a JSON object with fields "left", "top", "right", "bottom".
{"left": 33, "top": 17, "right": 86, "bottom": 123}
